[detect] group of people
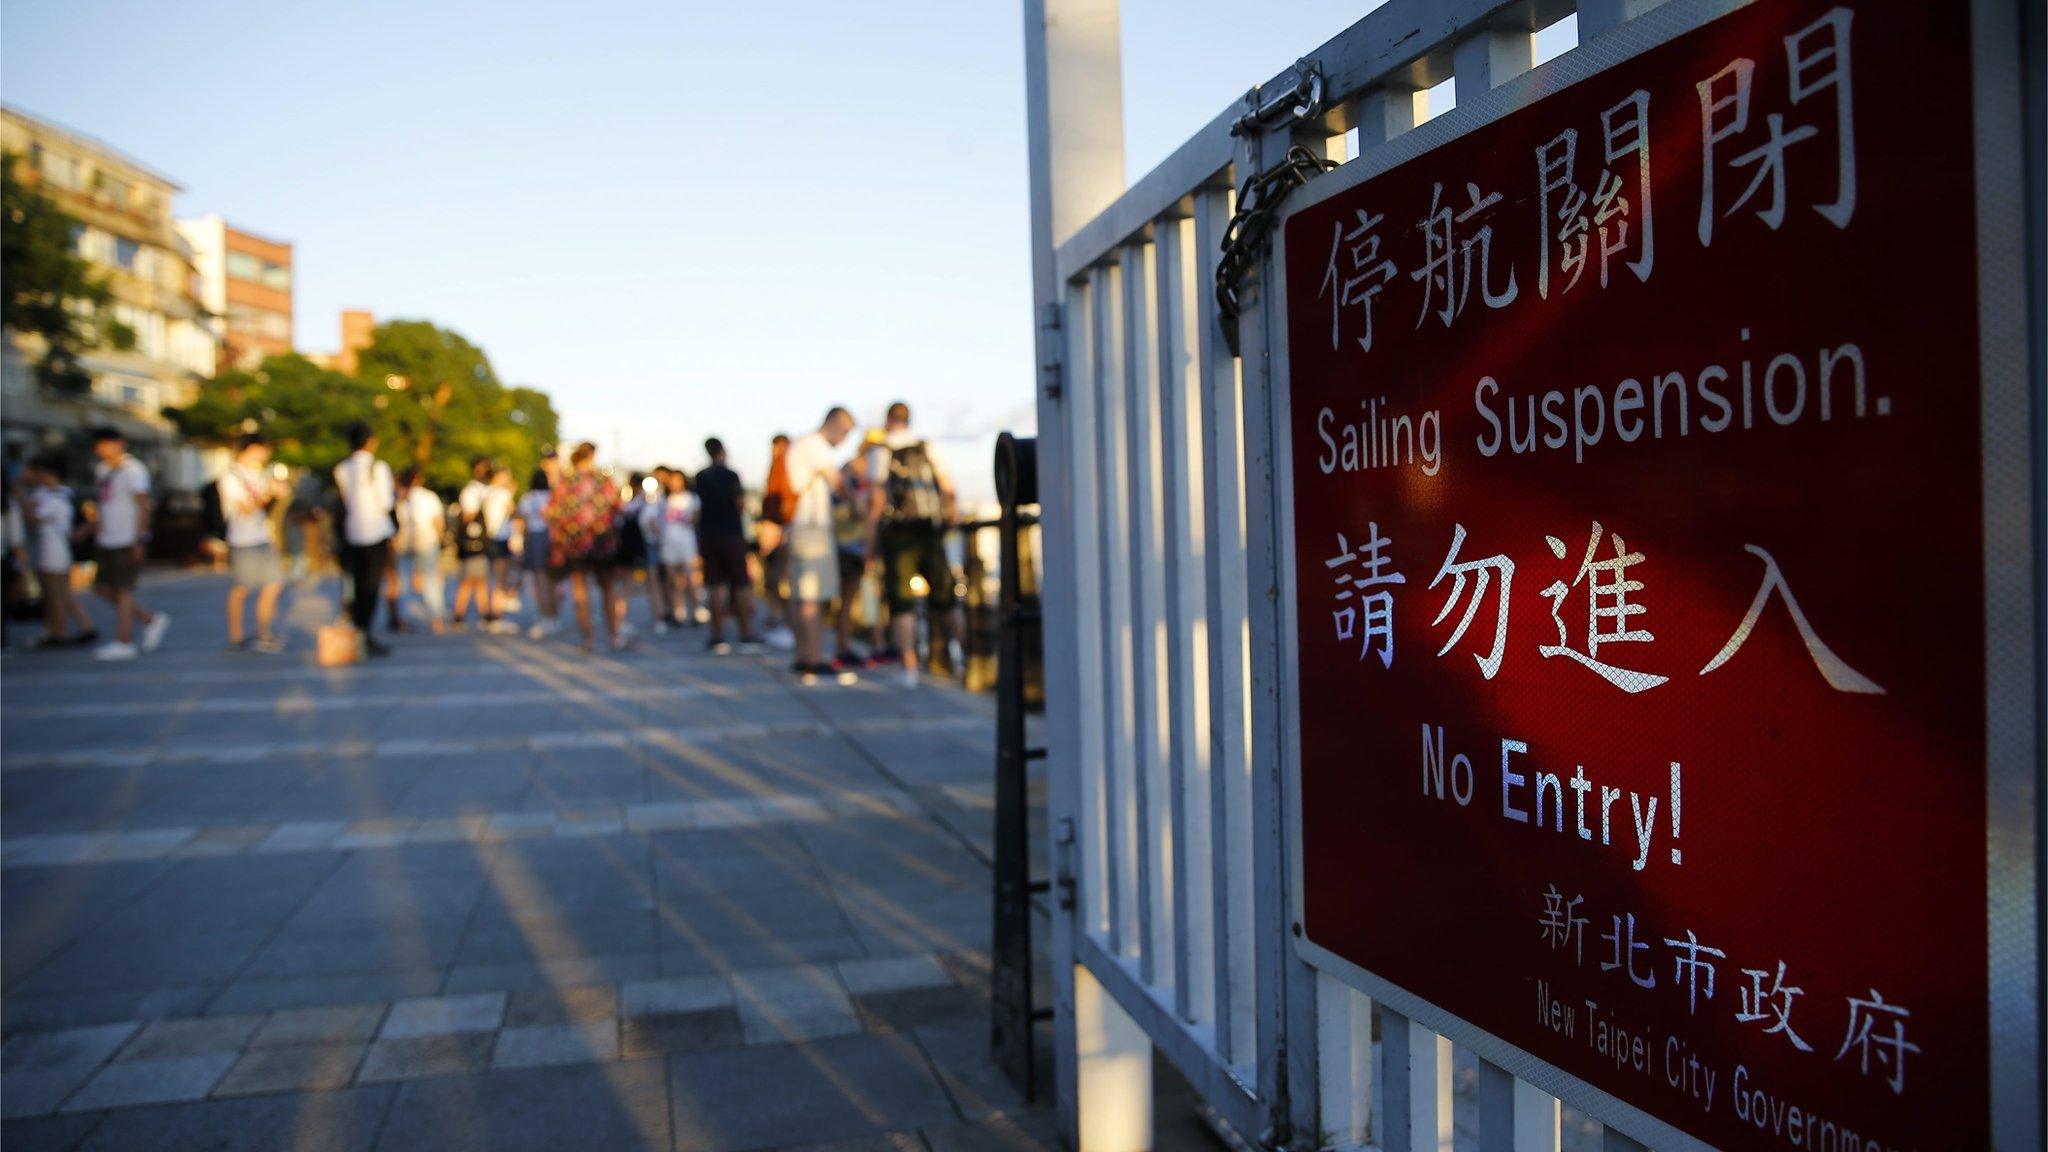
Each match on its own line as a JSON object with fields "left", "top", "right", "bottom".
{"left": 3, "top": 427, "right": 174, "bottom": 660}
{"left": 3, "top": 402, "right": 965, "bottom": 685}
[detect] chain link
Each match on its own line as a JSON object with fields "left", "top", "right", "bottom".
{"left": 1215, "top": 144, "right": 1337, "bottom": 357}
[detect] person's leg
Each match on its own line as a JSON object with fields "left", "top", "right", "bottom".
{"left": 421, "top": 553, "right": 447, "bottom": 633}
{"left": 351, "top": 544, "right": 386, "bottom": 634}
{"left": 226, "top": 584, "right": 249, "bottom": 646}
{"left": 647, "top": 561, "right": 669, "bottom": 628}
{"left": 733, "top": 582, "right": 760, "bottom": 641}
{"left": 255, "top": 580, "right": 283, "bottom": 640}
{"left": 59, "top": 579, "right": 93, "bottom": 634}
{"left": 41, "top": 576, "right": 70, "bottom": 641}
{"left": 568, "top": 569, "right": 593, "bottom": 650}
{"left": 600, "top": 568, "right": 622, "bottom": 646}
{"left": 795, "top": 599, "right": 824, "bottom": 666}
{"left": 384, "top": 553, "right": 405, "bottom": 630}
{"left": 706, "top": 584, "right": 729, "bottom": 643}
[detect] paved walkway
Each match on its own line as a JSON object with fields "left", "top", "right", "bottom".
{"left": 0, "top": 570, "right": 1063, "bottom": 1152}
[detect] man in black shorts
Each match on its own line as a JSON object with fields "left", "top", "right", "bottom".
{"left": 693, "top": 439, "right": 760, "bottom": 653}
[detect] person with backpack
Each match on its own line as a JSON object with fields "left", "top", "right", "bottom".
{"left": 217, "top": 433, "right": 288, "bottom": 653}
{"left": 450, "top": 456, "right": 505, "bottom": 633}
{"left": 864, "top": 402, "right": 960, "bottom": 688}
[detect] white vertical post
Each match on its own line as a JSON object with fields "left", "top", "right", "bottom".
{"left": 1075, "top": 964, "right": 1155, "bottom": 1152}
{"left": 1380, "top": 1008, "right": 1453, "bottom": 1152}
{"left": 1022, "top": 0, "right": 1125, "bottom": 1141}
{"left": 1575, "top": 0, "right": 1668, "bottom": 42}
{"left": 1092, "top": 260, "right": 1138, "bottom": 961}
{"left": 1191, "top": 184, "right": 1256, "bottom": 1072}
{"left": 1155, "top": 212, "right": 1214, "bottom": 1028}
{"left": 1601, "top": 1128, "right": 1650, "bottom": 1151}
{"left": 1478, "top": 1059, "right": 1561, "bottom": 1152}
{"left": 1354, "top": 85, "right": 1424, "bottom": 151}
{"left": 1314, "top": 972, "right": 1373, "bottom": 1148}
{"left": 1452, "top": 26, "right": 1535, "bottom": 108}
{"left": 1066, "top": 278, "right": 1109, "bottom": 944}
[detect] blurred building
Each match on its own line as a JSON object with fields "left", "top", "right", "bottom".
{"left": 178, "top": 214, "right": 293, "bottom": 371}
{"left": 308, "top": 308, "right": 375, "bottom": 375}
{"left": 0, "top": 106, "right": 214, "bottom": 488}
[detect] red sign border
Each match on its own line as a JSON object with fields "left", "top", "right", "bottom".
{"left": 1266, "top": 1, "right": 2042, "bottom": 1147}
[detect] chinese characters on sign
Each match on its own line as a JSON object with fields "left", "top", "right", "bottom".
{"left": 1284, "top": 2, "right": 1988, "bottom": 1149}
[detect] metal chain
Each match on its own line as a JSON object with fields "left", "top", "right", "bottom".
{"left": 1215, "top": 143, "right": 1337, "bottom": 357}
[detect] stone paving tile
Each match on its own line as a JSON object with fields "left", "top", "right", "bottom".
{"left": 213, "top": 1042, "right": 367, "bottom": 1096}
{"left": 617, "top": 1009, "right": 744, "bottom": 1059}
{"left": 75, "top": 1084, "right": 395, "bottom": 1152}
{"left": 0, "top": 985, "right": 219, "bottom": 1036}
{"left": 0, "top": 1022, "right": 141, "bottom": 1117}
{"left": 211, "top": 970, "right": 444, "bottom": 1015}
{"left": 490, "top": 1021, "right": 619, "bottom": 1069}
{"left": 914, "top": 1022, "right": 1031, "bottom": 1123}
{"left": 837, "top": 953, "right": 953, "bottom": 996}
{"left": 504, "top": 984, "right": 618, "bottom": 1026}
{"left": 442, "top": 952, "right": 658, "bottom": 994}
{"left": 62, "top": 1051, "right": 237, "bottom": 1112}
{"left": 115, "top": 1015, "right": 264, "bottom": 1061}
{"left": 0, "top": 1114, "right": 107, "bottom": 1152}
{"left": 619, "top": 975, "right": 731, "bottom": 1017}
{"left": 731, "top": 965, "right": 862, "bottom": 1045}
{"left": 920, "top": 1110, "right": 1063, "bottom": 1152}
{"left": 668, "top": 1033, "right": 958, "bottom": 1152}
{"left": 248, "top": 1004, "right": 386, "bottom": 1047}
{"left": 375, "top": 1060, "right": 671, "bottom": 1152}
{"left": 854, "top": 985, "right": 986, "bottom": 1035}
{"left": 379, "top": 993, "right": 506, "bottom": 1038}
{"left": 356, "top": 1033, "right": 496, "bottom": 1083}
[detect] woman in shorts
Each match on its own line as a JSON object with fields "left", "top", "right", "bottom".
{"left": 515, "top": 467, "right": 557, "bottom": 638}
{"left": 543, "top": 442, "right": 624, "bottom": 653}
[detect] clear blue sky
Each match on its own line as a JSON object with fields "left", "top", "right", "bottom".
{"left": 3, "top": 0, "right": 1413, "bottom": 498}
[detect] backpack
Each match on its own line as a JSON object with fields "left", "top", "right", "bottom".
{"left": 200, "top": 481, "right": 227, "bottom": 540}
{"left": 881, "top": 440, "right": 945, "bottom": 527}
{"left": 615, "top": 504, "right": 648, "bottom": 566}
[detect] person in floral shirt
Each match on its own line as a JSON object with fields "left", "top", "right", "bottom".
{"left": 544, "top": 441, "right": 624, "bottom": 652}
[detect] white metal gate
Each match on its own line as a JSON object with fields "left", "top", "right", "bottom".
{"left": 1020, "top": 1, "right": 2045, "bottom": 1149}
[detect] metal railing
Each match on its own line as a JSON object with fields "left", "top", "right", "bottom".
{"left": 1023, "top": 2, "right": 1760, "bottom": 1149}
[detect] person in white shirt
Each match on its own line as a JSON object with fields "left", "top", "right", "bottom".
{"left": 513, "top": 457, "right": 559, "bottom": 638}
{"left": 391, "top": 467, "right": 448, "bottom": 634}
{"left": 784, "top": 407, "right": 856, "bottom": 678}
{"left": 217, "top": 433, "right": 287, "bottom": 653}
{"left": 627, "top": 471, "right": 672, "bottom": 633}
{"left": 19, "top": 458, "right": 95, "bottom": 647}
{"left": 659, "top": 467, "right": 702, "bottom": 628}
{"left": 332, "top": 423, "right": 396, "bottom": 656}
{"left": 89, "top": 427, "right": 169, "bottom": 661}
{"left": 487, "top": 464, "right": 521, "bottom": 622}
{"left": 451, "top": 457, "right": 503, "bottom": 633}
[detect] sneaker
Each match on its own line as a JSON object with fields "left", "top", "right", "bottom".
{"left": 141, "top": 612, "right": 171, "bottom": 653}
{"left": 708, "top": 639, "right": 733, "bottom": 656}
{"left": 493, "top": 619, "right": 522, "bottom": 636}
{"left": 765, "top": 627, "right": 795, "bottom": 651}
{"left": 251, "top": 635, "right": 287, "bottom": 655}
{"left": 93, "top": 641, "right": 139, "bottom": 662}
{"left": 653, "top": 621, "right": 673, "bottom": 636}
{"left": 735, "top": 634, "right": 765, "bottom": 651}
{"left": 364, "top": 638, "right": 393, "bottom": 658}
{"left": 900, "top": 666, "right": 919, "bottom": 689}
{"left": 68, "top": 630, "right": 100, "bottom": 647}
{"left": 527, "top": 622, "right": 550, "bottom": 640}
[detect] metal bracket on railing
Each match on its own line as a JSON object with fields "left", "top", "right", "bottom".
{"left": 1232, "top": 57, "right": 1324, "bottom": 137}
{"left": 1037, "top": 301, "right": 1064, "bottom": 401}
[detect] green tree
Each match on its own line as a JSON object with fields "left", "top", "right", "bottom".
{"left": 171, "top": 353, "right": 380, "bottom": 468}
{"left": 0, "top": 151, "right": 134, "bottom": 392}
{"left": 354, "top": 320, "right": 559, "bottom": 490}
